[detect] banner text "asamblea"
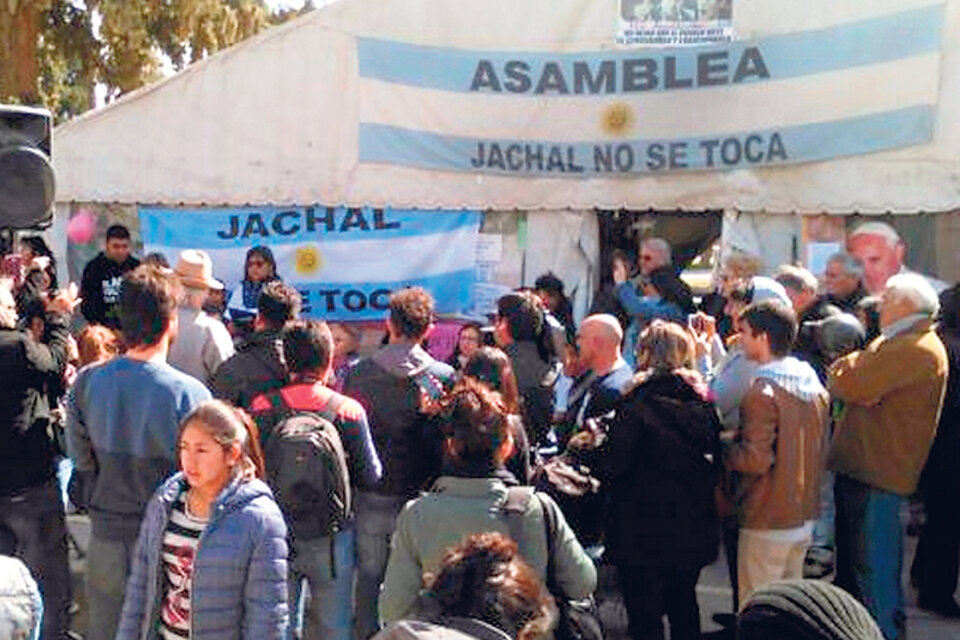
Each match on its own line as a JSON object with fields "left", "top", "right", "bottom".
{"left": 469, "top": 48, "right": 770, "bottom": 94}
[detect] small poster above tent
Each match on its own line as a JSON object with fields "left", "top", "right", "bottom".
{"left": 139, "top": 206, "right": 481, "bottom": 321}
{"left": 357, "top": 4, "right": 943, "bottom": 179}
{"left": 616, "top": 0, "right": 735, "bottom": 46}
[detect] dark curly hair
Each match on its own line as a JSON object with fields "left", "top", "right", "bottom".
{"left": 434, "top": 377, "right": 511, "bottom": 468}
{"left": 389, "top": 286, "right": 435, "bottom": 340}
{"left": 423, "top": 532, "right": 556, "bottom": 640}
{"left": 258, "top": 281, "right": 302, "bottom": 329}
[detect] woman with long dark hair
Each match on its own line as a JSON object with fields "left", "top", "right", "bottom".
{"left": 16, "top": 236, "right": 58, "bottom": 315}
{"left": 227, "top": 246, "right": 280, "bottom": 336}
{"left": 447, "top": 323, "right": 484, "bottom": 371}
{"left": 116, "top": 401, "right": 288, "bottom": 640}
{"left": 379, "top": 379, "right": 596, "bottom": 627}
{"left": 462, "top": 346, "right": 531, "bottom": 483}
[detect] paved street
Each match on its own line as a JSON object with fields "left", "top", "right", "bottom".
{"left": 65, "top": 513, "right": 960, "bottom": 639}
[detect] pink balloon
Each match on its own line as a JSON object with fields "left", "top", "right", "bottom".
{"left": 67, "top": 212, "right": 97, "bottom": 245}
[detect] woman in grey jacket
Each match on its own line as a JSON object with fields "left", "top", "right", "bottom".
{"left": 379, "top": 379, "right": 596, "bottom": 626}
{"left": 116, "top": 400, "right": 288, "bottom": 640}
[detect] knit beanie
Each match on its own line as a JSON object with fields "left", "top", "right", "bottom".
{"left": 738, "top": 580, "right": 884, "bottom": 640}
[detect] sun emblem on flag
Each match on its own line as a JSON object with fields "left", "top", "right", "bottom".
{"left": 601, "top": 102, "right": 635, "bottom": 137}
{"left": 295, "top": 245, "right": 323, "bottom": 275}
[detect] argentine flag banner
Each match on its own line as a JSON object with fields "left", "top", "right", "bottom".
{"left": 139, "top": 206, "right": 481, "bottom": 321}
{"left": 357, "top": 4, "right": 944, "bottom": 177}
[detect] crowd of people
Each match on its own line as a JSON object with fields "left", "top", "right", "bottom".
{"left": 0, "top": 221, "right": 957, "bottom": 640}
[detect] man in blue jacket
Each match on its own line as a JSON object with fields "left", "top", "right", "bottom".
{"left": 68, "top": 265, "right": 211, "bottom": 640}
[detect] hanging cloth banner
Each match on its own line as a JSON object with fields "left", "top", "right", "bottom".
{"left": 357, "top": 4, "right": 943, "bottom": 177}
{"left": 139, "top": 206, "right": 481, "bottom": 320}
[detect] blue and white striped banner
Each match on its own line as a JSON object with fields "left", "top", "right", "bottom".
{"left": 356, "top": 4, "right": 944, "bottom": 176}
{"left": 139, "top": 206, "right": 481, "bottom": 320}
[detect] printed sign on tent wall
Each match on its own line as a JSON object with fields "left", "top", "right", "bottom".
{"left": 471, "top": 233, "right": 510, "bottom": 318}
{"left": 617, "top": 0, "right": 735, "bottom": 46}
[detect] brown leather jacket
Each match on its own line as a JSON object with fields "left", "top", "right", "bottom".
{"left": 828, "top": 319, "right": 948, "bottom": 495}
{"left": 725, "top": 373, "right": 829, "bottom": 530}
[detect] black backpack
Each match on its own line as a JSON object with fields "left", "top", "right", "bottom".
{"left": 262, "top": 391, "right": 351, "bottom": 540}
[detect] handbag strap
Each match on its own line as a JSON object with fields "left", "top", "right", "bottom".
{"left": 502, "top": 487, "right": 560, "bottom": 592}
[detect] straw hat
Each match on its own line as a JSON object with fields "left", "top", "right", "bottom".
{"left": 175, "top": 250, "right": 223, "bottom": 290}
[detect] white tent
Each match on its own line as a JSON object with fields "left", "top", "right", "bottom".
{"left": 53, "top": 0, "right": 960, "bottom": 213}
{"left": 48, "top": 0, "right": 960, "bottom": 316}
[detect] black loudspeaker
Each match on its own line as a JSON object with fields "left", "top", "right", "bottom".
{"left": 0, "top": 105, "right": 55, "bottom": 230}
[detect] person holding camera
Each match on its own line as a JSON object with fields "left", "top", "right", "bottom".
{"left": 0, "top": 281, "right": 79, "bottom": 640}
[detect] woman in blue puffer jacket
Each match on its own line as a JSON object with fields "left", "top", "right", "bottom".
{"left": 116, "top": 400, "right": 288, "bottom": 640}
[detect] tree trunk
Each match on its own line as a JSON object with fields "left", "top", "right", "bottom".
{"left": 0, "top": 1, "right": 44, "bottom": 104}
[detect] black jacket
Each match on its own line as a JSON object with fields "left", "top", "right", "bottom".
{"left": 211, "top": 328, "right": 286, "bottom": 409}
{"left": 795, "top": 297, "right": 842, "bottom": 381}
{"left": 920, "top": 330, "right": 960, "bottom": 490}
{"left": 80, "top": 253, "right": 140, "bottom": 328}
{"left": 504, "top": 341, "right": 555, "bottom": 448}
{"left": 344, "top": 343, "right": 455, "bottom": 498}
{"left": 599, "top": 372, "right": 721, "bottom": 568}
{"left": 648, "top": 265, "right": 696, "bottom": 315}
{"left": 0, "top": 312, "right": 69, "bottom": 496}
{"left": 827, "top": 284, "right": 868, "bottom": 314}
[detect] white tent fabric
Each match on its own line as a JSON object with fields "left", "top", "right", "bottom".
{"left": 53, "top": 0, "right": 960, "bottom": 212}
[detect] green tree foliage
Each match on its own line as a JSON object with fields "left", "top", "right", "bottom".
{"left": 1, "top": 0, "right": 314, "bottom": 122}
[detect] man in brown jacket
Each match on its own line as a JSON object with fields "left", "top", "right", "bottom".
{"left": 725, "top": 301, "right": 830, "bottom": 606}
{"left": 829, "top": 273, "right": 948, "bottom": 640}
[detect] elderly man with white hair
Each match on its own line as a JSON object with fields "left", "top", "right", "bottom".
{"left": 166, "top": 249, "right": 234, "bottom": 384}
{"left": 828, "top": 273, "right": 949, "bottom": 640}
{"left": 846, "top": 222, "right": 949, "bottom": 295}
{"left": 824, "top": 253, "right": 868, "bottom": 313}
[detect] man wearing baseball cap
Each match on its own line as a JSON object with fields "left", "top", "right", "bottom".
{"left": 168, "top": 249, "right": 234, "bottom": 384}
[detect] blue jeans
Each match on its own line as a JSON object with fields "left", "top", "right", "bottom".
{"left": 834, "top": 474, "right": 905, "bottom": 640}
{"left": 0, "top": 479, "right": 70, "bottom": 640}
{"left": 288, "top": 527, "right": 356, "bottom": 640}
{"left": 56, "top": 458, "right": 73, "bottom": 510}
{"left": 811, "top": 470, "right": 835, "bottom": 550}
{"left": 354, "top": 492, "right": 407, "bottom": 640}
